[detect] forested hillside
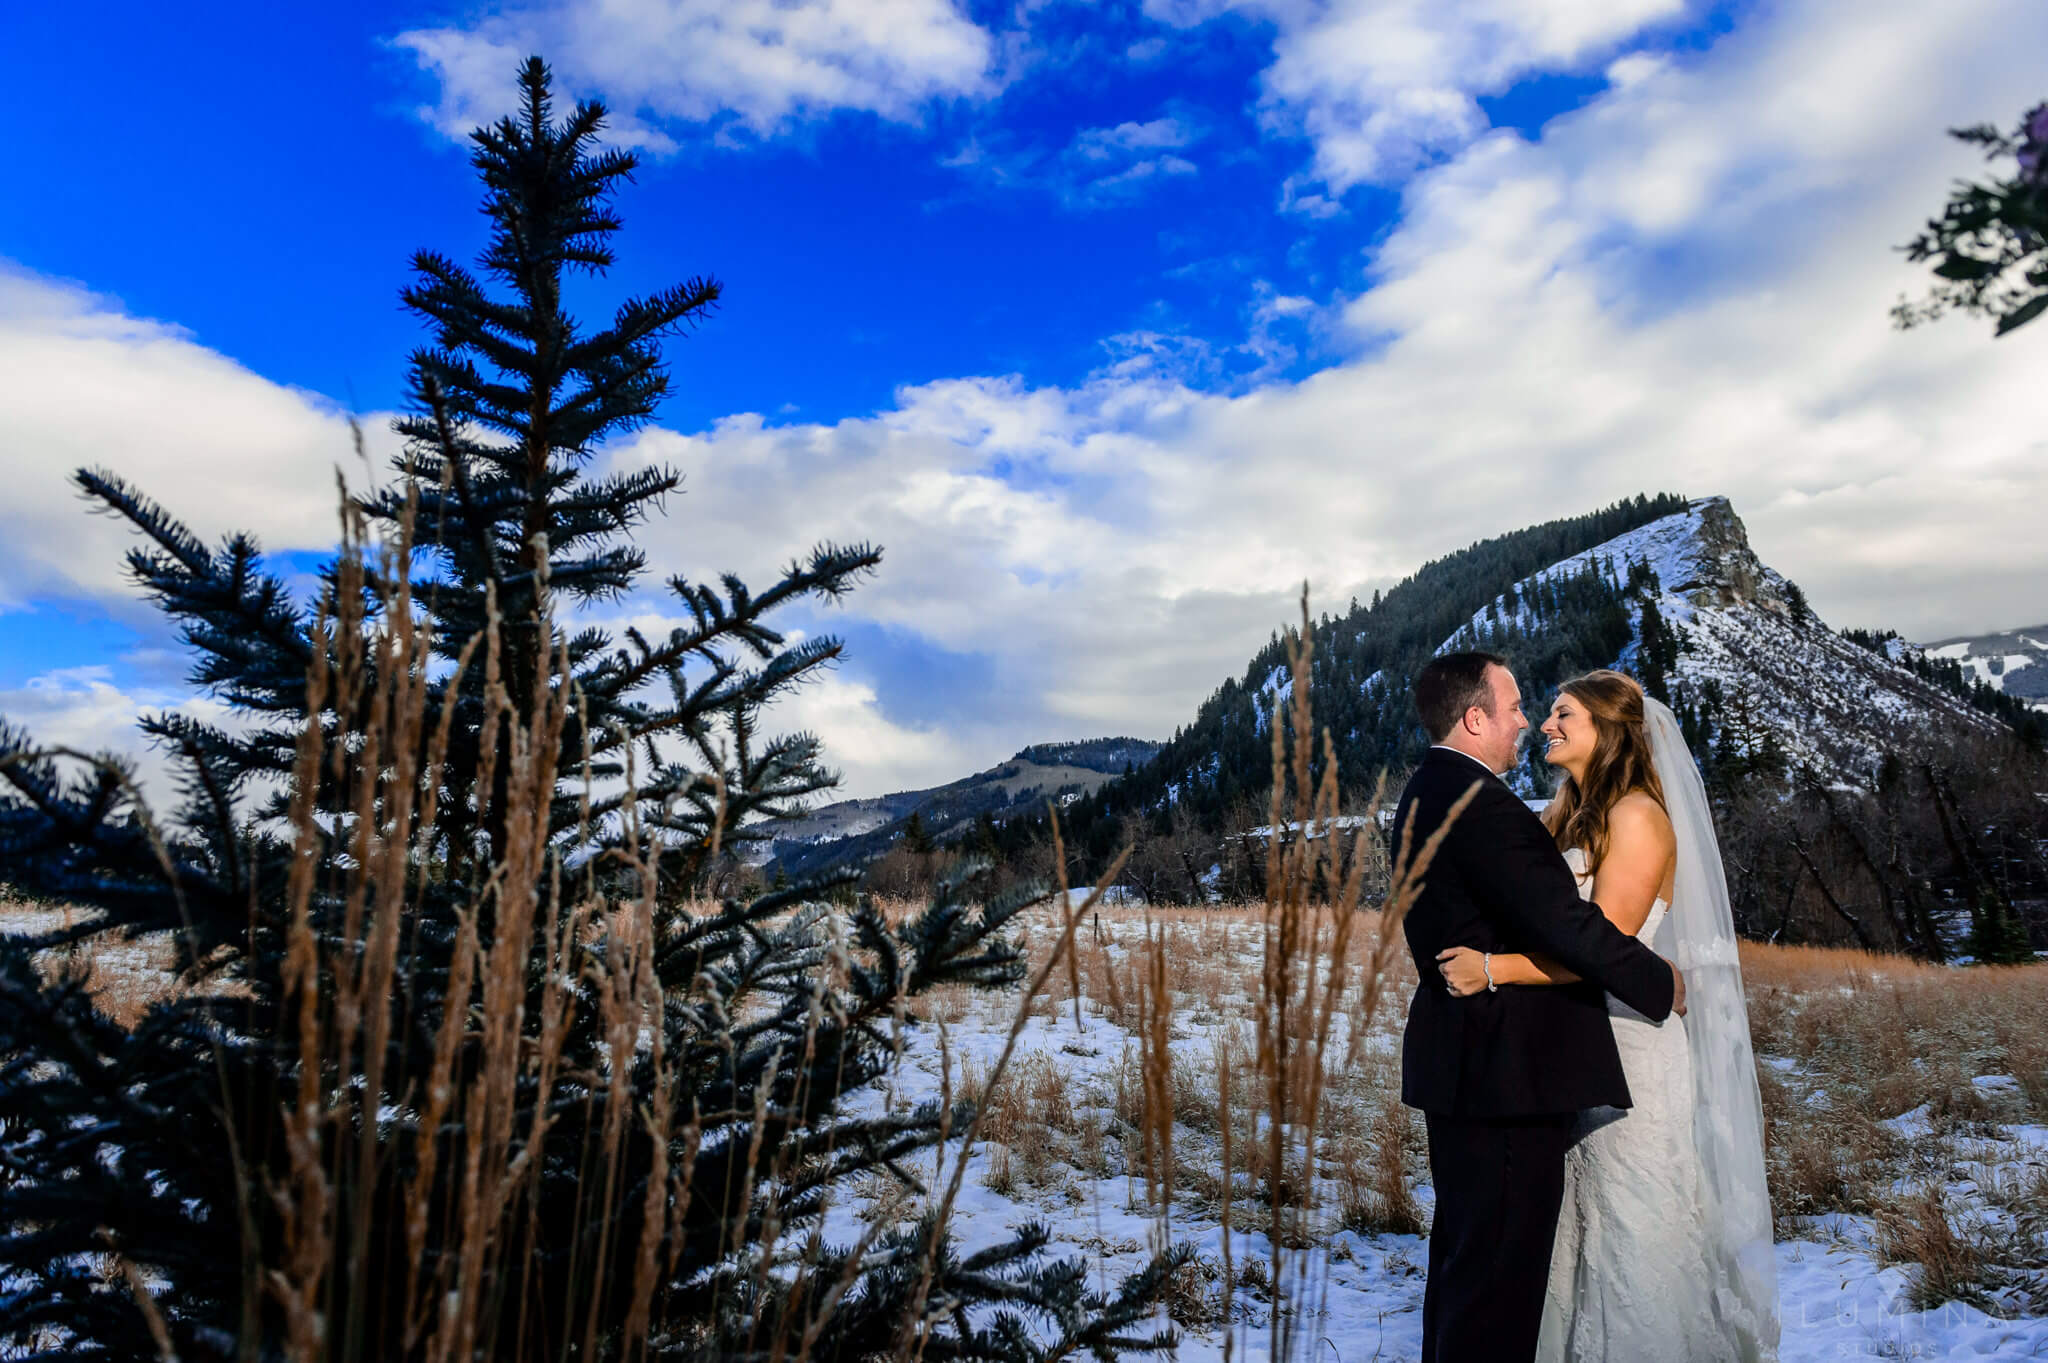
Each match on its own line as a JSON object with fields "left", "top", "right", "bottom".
{"left": 1841, "top": 628, "right": 2048, "bottom": 741}
{"left": 763, "top": 736, "right": 1162, "bottom": 879}
{"left": 1007, "top": 494, "right": 1690, "bottom": 871}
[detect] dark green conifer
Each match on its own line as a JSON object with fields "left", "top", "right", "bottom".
{"left": 901, "top": 810, "right": 935, "bottom": 854}
{"left": 1634, "top": 596, "right": 1678, "bottom": 703}
{"left": 974, "top": 810, "right": 1002, "bottom": 861}
{"left": 1966, "top": 886, "right": 2036, "bottom": 964}
{"left": 0, "top": 57, "right": 1181, "bottom": 1362}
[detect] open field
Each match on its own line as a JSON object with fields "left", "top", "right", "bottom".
{"left": 8, "top": 896, "right": 2046, "bottom": 1361}
{"left": 850, "top": 902, "right": 2048, "bottom": 1361}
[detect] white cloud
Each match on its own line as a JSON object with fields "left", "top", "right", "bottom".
{"left": 1070, "top": 116, "right": 1200, "bottom": 160}
{"left": 944, "top": 111, "right": 1204, "bottom": 207}
{"left": 13, "top": 0, "right": 2048, "bottom": 807}
{"left": 767, "top": 673, "right": 980, "bottom": 798}
{"left": 0, "top": 266, "right": 376, "bottom": 614}
{"left": 1146, "top": 0, "right": 1687, "bottom": 193}
{"left": 610, "top": 374, "right": 1416, "bottom": 775}
{"left": 393, "top": 0, "right": 998, "bottom": 145}
{"left": 0, "top": 667, "right": 236, "bottom": 813}
{"left": 603, "top": 0, "right": 2048, "bottom": 782}
{"left": 1088, "top": 153, "right": 1199, "bottom": 198}
{"left": 583, "top": 605, "right": 980, "bottom": 797}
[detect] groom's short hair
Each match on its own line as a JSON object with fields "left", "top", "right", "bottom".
{"left": 1415, "top": 651, "right": 1508, "bottom": 742}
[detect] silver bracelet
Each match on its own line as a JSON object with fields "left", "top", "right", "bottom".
{"left": 1483, "top": 952, "right": 1497, "bottom": 992}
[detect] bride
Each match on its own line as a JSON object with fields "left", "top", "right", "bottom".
{"left": 1435, "top": 669, "right": 1778, "bottom": 1362}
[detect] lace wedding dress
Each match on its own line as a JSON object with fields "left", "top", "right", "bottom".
{"left": 1535, "top": 698, "right": 1778, "bottom": 1363}
{"left": 1536, "top": 848, "right": 1728, "bottom": 1361}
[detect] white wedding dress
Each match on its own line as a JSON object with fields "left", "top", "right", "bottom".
{"left": 1536, "top": 698, "right": 1777, "bottom": 1363}
{"left": 1536, "top": 849, "right": 1731, "bottom": 1362}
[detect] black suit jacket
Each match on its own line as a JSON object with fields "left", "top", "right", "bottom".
{"left": 1395, "top": 747, "right": 1676, "bottom": 1117}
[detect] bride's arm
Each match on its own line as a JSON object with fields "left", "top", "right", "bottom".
{"left": 1435, "top": 947, "right": 1578, "bottom": 993}
{"left": 1435, "top": 799, "right": 1673, "bottom": 995}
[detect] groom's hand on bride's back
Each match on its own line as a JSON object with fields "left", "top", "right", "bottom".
{"left": 1668, "top": 960, "right": 1687, "bottom": 1016}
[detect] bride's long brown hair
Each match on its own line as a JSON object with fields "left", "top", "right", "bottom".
{"left": 1541, "top": 669, "right": 1667, "bottom": 874}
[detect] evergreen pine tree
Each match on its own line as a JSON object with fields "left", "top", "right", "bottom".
{"left": 1782, "top": 579, "right": 1810, "bottom": 622}
{"left": 0, "top": 57, "right": 1182, "bottom": 1362}
{"left": 1966, "top": 886, "right": 2036, "bottom": 964}
{"left": 902, "top": 810, "right": 935, "bottom": 855}
{"left": 973, "top": 810, "right": 1002, "bottom": 861}
{"left": 1633, "top": 596, "right": 1678, "bottom": 704}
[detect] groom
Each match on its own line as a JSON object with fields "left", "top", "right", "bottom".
{"left": 1394, "top": 652, "right": 1684, "bottom": 1363}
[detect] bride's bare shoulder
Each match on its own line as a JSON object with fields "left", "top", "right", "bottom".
{"left": 1609, "top": 791, "right": 1676, "bottom": 852}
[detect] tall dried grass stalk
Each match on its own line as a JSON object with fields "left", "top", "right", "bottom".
{"left": 1213, "top": 589, "right": 1473, "bottom": 1363}
{"left": 261, "top": 489, "right": 686, "bottom": 1363}
{"left": 1133, "top": 920, "right": 1175, "bottom": 1238}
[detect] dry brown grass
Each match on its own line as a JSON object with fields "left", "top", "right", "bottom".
{"left": 1335, "top": 1088, "right": 1425, "bottom": 1237}
{"left": 1878, "top": 1187, "right": 1991, "bottom": 1310}
{"left": 1742, "top": 942, "right": 2047, "bottom": 1139}
{"left": 1743, "top": 940, "right": 2048, "bottom": 1310}
{"left": 3, "top": 904, "right": 202, "bottom": 1028}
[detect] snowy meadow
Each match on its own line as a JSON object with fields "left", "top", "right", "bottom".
{"left": 14, "top": 893, "right": 2046, "bottom": 1361}
{"left": 7, "top": 603, "right": 2046, "bottom": 1362}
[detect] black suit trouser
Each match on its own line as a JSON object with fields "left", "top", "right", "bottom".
{"left": 1421, "top": 1110, "right": 1578, "bottom": 1363}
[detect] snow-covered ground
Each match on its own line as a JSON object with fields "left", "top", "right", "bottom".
{"left": 825, "top": 903, "right": 2048, "bottom": 1362}
{"left": 10, "top": 896, "right": 2044, "bottom": 1360}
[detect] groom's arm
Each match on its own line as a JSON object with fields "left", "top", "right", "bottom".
{"left": 1461, "top": 794, "right": 1677, "bottom": 1022}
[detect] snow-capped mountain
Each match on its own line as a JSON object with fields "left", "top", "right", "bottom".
{"left": 1441, "top": 497, "right": 1998, "bottom": 785}
{"left": 1920, "top": 624, "right": 2048, "bottom": 712}
{"left": 834, "top": 494, "right": 2025, "bottom": 882}
{"left": 760, "top": 737, "right": 1162, "bottom": 873}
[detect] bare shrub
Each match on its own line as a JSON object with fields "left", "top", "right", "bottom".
{"left": 1337, "top": 1091, "right": 1424, "bottom": 1237}
{"left": 1158, "top": 1255, "right": 1227, "bottom": 1330}
{"left": 1878, "top": 1186, "right": 1990, "bottom": 1311}
{"left": 983, "top": 1143, "right": 1017, "bottom": 1196}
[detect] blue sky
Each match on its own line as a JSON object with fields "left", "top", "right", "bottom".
{"left": 4, "top": 0, "right": 1367, "bottom": 423}
{"left": 3, "top": 0, "right": 2045, "bottom": 798}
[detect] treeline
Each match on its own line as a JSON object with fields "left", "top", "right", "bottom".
{"left": 1714, "top": 732, "right": 2044, "bottom": 962}
{"left": 1014, "top": 736, "right": 1163, "bottom": 773}
{"left": 1840, "top": 627, "right": 2048, "bottom": 746}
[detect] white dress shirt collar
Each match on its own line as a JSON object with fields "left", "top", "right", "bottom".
{"left": 1430, "top": 743, "right": 1505, "bottom": 781}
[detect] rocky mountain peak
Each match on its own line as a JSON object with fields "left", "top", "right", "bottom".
{"left": 1433, "top": 494, "right": 2004, "bottom": 789}
{"left": 1677, "top": 496, "right": 1791, "bottom": 615}
{"left": 964, "top": 493, "right": 2030, "bottom": 891}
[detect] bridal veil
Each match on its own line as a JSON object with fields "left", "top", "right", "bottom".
{"left": 1643, "top": 697, "right": 1780, "bottom": 1359}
